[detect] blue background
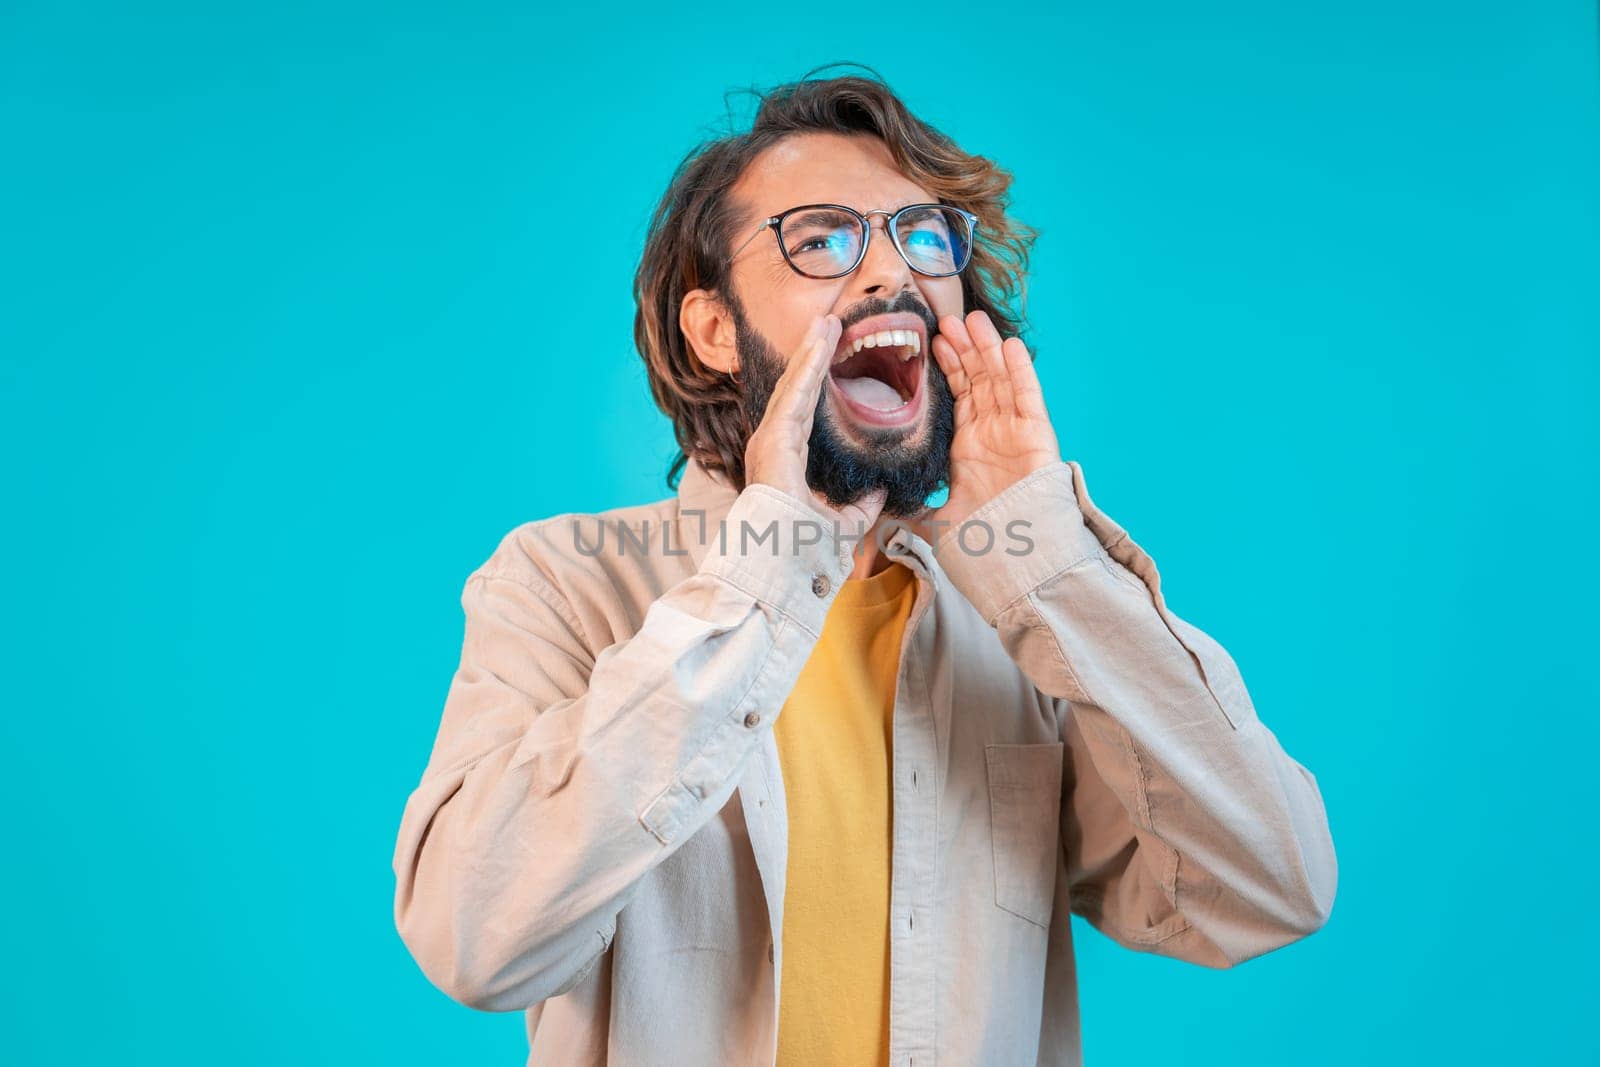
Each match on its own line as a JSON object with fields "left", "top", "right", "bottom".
{"left": 4, "top": 3, "right": 1596, "bottom": 1063}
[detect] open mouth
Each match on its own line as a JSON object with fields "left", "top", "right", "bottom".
{"left": 826, "top": 326, "right": 927, "bottom": 429}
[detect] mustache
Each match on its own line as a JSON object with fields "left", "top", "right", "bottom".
{"left": 836, "top": 294, "right": 938, "bottom": 339}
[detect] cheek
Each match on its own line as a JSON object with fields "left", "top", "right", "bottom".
{"left": 762, "top": 275, "right": 838, "bottom": 350}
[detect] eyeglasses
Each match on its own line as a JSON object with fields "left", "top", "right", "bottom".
{"left": 729, "top": 202, "right": 980, "bottom": 279}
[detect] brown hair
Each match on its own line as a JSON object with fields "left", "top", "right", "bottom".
{"left": 632, "top": 64, "right": 1040, "bottom": 489}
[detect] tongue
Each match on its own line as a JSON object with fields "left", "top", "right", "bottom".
{"left": 836, "top": 375, "right": 904, "bottom": 411}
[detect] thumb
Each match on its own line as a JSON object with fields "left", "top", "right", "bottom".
{"left": 840, "top": 487, "right": 888, "bottom": 536}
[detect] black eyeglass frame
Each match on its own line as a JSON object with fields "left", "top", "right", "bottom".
{"left": 728, "top": 202, "right": 981, "bottom": 279}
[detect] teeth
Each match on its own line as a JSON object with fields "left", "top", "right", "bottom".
{"left": 849, "top": 328, "right": 923, "bottom": 356}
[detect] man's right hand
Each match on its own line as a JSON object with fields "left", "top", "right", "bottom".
{"left": 743, "top": 313, "right": 887, "bottom": 535}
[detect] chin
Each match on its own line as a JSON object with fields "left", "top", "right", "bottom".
{"left": 804, "top": 398, "right": 953, "bottom": 520}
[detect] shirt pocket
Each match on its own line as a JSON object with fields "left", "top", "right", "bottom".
{"left": 985, "top": 742, "right": 1065, "bottom": 929}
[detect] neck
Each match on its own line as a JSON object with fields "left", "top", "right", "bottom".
{"left": 848, "top": 523, "right": 894, "bottom": 580}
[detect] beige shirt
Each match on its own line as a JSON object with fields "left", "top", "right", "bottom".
{"left": 391, "top": 459, "right": 1338, "bottom": 1066}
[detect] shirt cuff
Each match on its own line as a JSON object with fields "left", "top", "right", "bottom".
{"left": 697, "top": 483, "right": 857, "bottom": 638}
{"left": 933, "top": 461, "right": 1108, "bottom": 624}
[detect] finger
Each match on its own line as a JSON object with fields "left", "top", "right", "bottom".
{"left": 937, "top": 311, "right": 974, "bottom": 352}
{"left": 951, "top": 311, "right": 995, "bottom": 413}
{"left": 768, "top": 314, "right": 840, "bottom": 435}
{"left": 937, "top": 313, "right": 991, "bottom": 411}
{"left": 965, "top": 310, "right": 1014, "bottom": 413}
{"left": 1002, "top": 336, "right": 1048, "bottom": 419}
{"left": 929, "top": 333, "right": 968, "bottom": 398}
{"left": 791, "top": 315, "right": 843, "bottom": 440}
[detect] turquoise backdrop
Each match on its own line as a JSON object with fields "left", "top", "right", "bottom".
{"left": 4, "top": 3, "right": 1596, "bottom": 1064}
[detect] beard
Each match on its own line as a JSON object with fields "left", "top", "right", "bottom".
{"left": 730, "top": 290, "right": 956, "bottom": 519}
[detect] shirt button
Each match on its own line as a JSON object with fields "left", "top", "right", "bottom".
{"left": 744, "top": 711, "right": 762, "bottom": 728}
{"left": 811, "top": 574, "right": 830, "bottom": 597}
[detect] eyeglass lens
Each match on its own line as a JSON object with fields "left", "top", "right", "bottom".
{"left": 780, "top": 206, "right": 972, "bottom": 278}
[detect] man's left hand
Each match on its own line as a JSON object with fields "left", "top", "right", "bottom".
{"left": 926, "top": 310, "right": 1061, "bottom": 530}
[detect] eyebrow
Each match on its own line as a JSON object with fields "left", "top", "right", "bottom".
{"left": 767, "top": 200, "right": 936, "bottom": 221}
{"left": 788, "top": 206, "right": 857, "bottom": 223}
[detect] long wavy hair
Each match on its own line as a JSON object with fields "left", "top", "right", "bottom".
{"left": 632, "top": 63, "right": 1040, "bottom": 490}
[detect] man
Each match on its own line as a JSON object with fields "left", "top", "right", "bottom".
{"left": 392, "top": 71, "right": 1337, "bottom": 1066}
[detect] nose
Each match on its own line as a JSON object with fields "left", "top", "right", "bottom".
{"left": 852, "top": 211, "right": 917, "bottom": 299}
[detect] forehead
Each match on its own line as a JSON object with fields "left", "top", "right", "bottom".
{"left": 732, "top": 131, "right": 935, "bottom": 223}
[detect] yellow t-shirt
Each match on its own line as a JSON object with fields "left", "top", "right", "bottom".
{"left": 773, "top": 560, "right": 917, "bottom": 1067}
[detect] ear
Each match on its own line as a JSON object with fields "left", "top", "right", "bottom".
{"left": 679, "top": 288, "right": 739, "bottom": 375}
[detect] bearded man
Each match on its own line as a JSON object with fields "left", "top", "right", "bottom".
{"left": 392, "top": 70, "right": 1337, "bottom": 1067}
